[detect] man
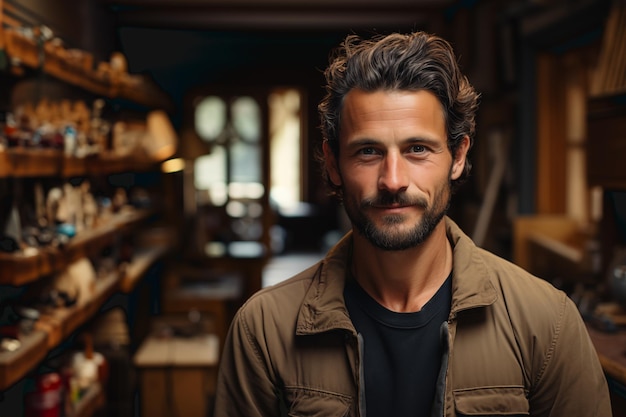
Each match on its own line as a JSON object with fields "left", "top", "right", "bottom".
{"left": 214, "top": 31, "right": 611, "bottom": 416}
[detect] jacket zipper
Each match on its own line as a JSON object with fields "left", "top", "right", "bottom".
{"left": 430, "top": 321, "right": 451, "bottom": 417}
{"left": 356, "top": 333, "right": 366, "bottom": 417}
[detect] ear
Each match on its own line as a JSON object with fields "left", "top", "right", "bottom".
{"left": 323, "top": 141, "right": 342, "bottom": 187}
{"left": 451, "top": 135, "right": 470, "bottom": 180}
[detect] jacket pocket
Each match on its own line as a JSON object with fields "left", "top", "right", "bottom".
{"left": 285, "top": 387, "right": 352, "bottom": 417}
{"left": 453, "top": 386, "right": 529, "bottom": 416}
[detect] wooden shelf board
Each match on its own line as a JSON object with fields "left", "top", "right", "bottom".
{"left": 0, "top": 149, "right": 163, "bottom": 179}
{"left": 1, "top": 148, "right": 63, "bottom": 177}
{"left": 42, "top": 272, "right": 120, "bottom": 348}
{"left": 0, "top": 330, "right": 48, "bottom": 391}
{"left": 0, "top": 250, "right": 42, "bottom": 286}
{"left": 0, "top": 209, "right": 152, "bottom": 286}
{"left": 0, "top": 5, "right": 169, "bottom": 398}
{"left": 2, "top": 28, "right": 169, "bottom": 109}
{"left": 0, "top": 151, "right": 10, "bottom": 176}
{"left": 0, "top": 246, "right": 159, "bottom": 391}
{"left": 45, "top": 63, "right": 112, "bottom": 98}
{"left": 61, "top": 156, "right": 89, "bottom": 178}
{"left": 120, "top": 243, "right": 171, "bottom": 293}
{"left": 586, "top": 324, "right": 626, "bottom": 386}
{"left": 528, "top": 232, "right": 584, "bottom": 264}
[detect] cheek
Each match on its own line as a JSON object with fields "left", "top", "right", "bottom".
{"left": 411, "top": 166, "right": 452, "bottom": 195}
{"left": 340, "top": 175, "right": 362, "bottom": 194}
{"left": 339, "top": 171, "right": 374, "bottom": 199}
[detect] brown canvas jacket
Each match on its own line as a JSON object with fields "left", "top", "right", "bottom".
{"left": 214, "top": 217, "right": 612, "bottom": 416}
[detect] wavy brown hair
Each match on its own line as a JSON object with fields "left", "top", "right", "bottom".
{"left": 317, "top": 31, "right": 479, "bottom": 195}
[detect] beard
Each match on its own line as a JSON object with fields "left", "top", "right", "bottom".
{"left": 342, "top": 177, "right": 452, "bottom": 251}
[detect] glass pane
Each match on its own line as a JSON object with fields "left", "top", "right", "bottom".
{"left": 195, "top": 96, "right": 227, "bottom": 142}
{"left": 229, "top": 182, "right": 265, "bottom": 200}
{"left": 269, "top": 88, "right": 301, "bottom": 209}
{"left": 230, "top": 141, "right": 261, "bottom": 183}
{"left": 194, "top": 145, "right": 228, "bottom": 205}
{"left": 231, "top": 96, "right": 261, "bottom": 143}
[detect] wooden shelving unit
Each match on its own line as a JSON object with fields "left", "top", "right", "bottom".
{"left": 39, "top": 272, "right": 120, "bottom": 349}
{"left": 0, "top": 330, "right": 48, "bottom": 391}
{"left": 0, "top": 208, "right": 153, "bottom": 286}
{"left": 0, "top": 5, "right": 175, "bottom": 417}
{"left": 0, "top": 238, "right": 172, "bottom": 391}
{"left": 0, "top": 149, "right": 161, "bottom": 179}
{"left": 120, "top": 244, "right": 171, "bottom": 293}
{"left": 0, "top": 7, "right": 172, "bottom": 111}
{"left": 0, "top": 148, "right": 61, "bottom": 177}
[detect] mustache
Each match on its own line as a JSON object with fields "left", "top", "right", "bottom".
{"left": 361, "top": 191, "right": 428, "bottom": 209}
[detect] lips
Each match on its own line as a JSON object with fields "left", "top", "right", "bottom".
{"left": 374, "top": 203, "right": 411, "bottom": 210}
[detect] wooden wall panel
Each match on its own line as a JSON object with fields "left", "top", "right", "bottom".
{"left": 536, "top": 52, "right": 567, "bottom": 214}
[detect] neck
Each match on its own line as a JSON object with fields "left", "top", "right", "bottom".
{"left": 351, "top": 220, "right": 452, "bottom": 312}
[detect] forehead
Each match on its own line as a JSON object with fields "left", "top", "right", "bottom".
{"left": 339, "top": 89, "right": 446, "bottom": 139}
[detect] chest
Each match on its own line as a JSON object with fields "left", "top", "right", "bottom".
{"left": 445, "top": 308, "right": 530, "bottom": 416}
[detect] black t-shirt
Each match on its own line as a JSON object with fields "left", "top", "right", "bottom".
{"left": 344, "top": 273, "right": 452, "bottom": 417}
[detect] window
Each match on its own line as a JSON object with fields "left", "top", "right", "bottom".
{"left": 269, "top": 88, "right": 302, "bottom": 209}
{"left": 192, "top": 88, "right": 304, "bottom": 247}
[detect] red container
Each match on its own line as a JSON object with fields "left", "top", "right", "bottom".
{"left": 24, "top": 372, "right": 62, "bottom": 417}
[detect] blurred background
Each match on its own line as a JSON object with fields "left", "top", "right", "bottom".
{"left": 0, "top": 0, "right": 625, "bottom": 416}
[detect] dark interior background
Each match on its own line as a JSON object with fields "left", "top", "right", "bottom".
{"left": 2, "top": 0, "right": 625, "bottom": 415}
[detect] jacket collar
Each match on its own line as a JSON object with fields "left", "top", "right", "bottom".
{"left": 295, "top": 216, "right": 498, "bottom": 335}
{"left": 445, "top": 217, "right": 498, "bottom": 315}
{"left": 296, "top": 232, "right": 355, "bottom": 335}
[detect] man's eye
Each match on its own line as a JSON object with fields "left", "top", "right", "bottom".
{"left": 359, "top": 147, "right": 378, "bottom": 155}
{"left": 409, "top": 145, "right": 427, "bottom": 153}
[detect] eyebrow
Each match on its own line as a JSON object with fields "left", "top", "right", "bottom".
{"left": 404, "top": 136, "right": 443, "bottom": 147}
{"left": 346, "top": 136, "right": 443, "bottom": 149}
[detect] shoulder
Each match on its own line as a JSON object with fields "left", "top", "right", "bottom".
{"left": 235, "top": 233, "right": 354, "bottom": 332}
{"left": 478, "top": 247, "right": 570, "bottom": 311}
{"left": 447, "top": 215, "right": 571, "bottom": 320}
{"left": 446, "top": 215, "right": 568, "bottom": 312}
{"left": 233, "top": 262, "right": 322, "bottom": 329}
{"left": 479, "top": 248, "right": 562, "bottom": 293}
{"left": 447, "top": 214, "right": 578, "bottom": 336}
{"left": 474, "top": 246, "right": 587, "bottom": 362}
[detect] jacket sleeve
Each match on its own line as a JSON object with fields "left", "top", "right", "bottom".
{"left": 529, "top": 294, "right": 612, "bottom": 416}
{"left": 213, "top": 307, "right": 281, "bottom": 417}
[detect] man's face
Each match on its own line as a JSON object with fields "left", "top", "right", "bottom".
{"left": 324, "top": 89, "right": 468, "bottom": 251}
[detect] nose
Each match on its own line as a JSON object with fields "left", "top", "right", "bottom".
{"left": 378, "top": 152, "right": 409, "bottom": 193}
